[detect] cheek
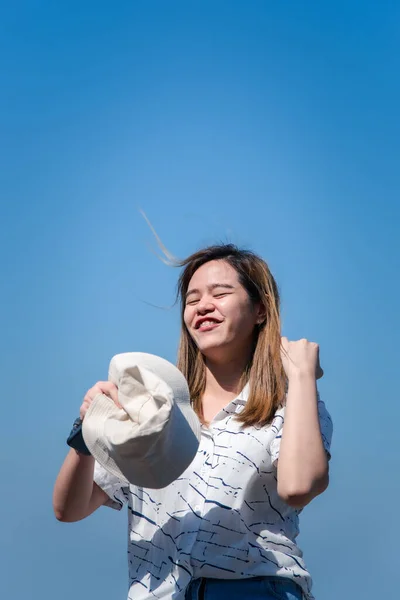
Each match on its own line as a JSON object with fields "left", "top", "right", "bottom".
{"left": 230, "top": 300, "right": 257, "bottom": 328}
{"left": 183, "top": 307, "right": 193, "bottom": 328}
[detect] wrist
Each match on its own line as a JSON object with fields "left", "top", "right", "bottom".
{"left": 73, "top": 448, "right": 94, "bottom": 459}
{"left": 67, "top": 417, "right": 92, "bottom": 456}
{"left": 287, "top": 369, "right": 316, "bottom": 384}
{"left": 286, "top": 371, "right": 318, "bottom": 401}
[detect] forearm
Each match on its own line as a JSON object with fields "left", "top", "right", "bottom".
{"left": 277, "top": 373, "right": 328, "bottom": 505}
{"left": 53, "top": 449, "right": 96, "bottom": 522}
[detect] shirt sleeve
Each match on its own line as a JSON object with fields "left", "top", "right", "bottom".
{"left": 93, "top": 461, "right": 130, "bottom": 510}
{"left": 269, "top": 394, "right": 333, "bottom": 467}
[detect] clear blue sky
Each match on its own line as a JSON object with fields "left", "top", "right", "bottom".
{"left": 1, "top": 2, "right": 399, "bottom": 599}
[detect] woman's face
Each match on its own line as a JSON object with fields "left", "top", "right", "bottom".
{"left": 183, "top": 260, "right": 263, "bottom": 362}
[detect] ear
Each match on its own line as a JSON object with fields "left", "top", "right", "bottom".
{"left": 255, "top": 302, "right": 267, "bottom": 325}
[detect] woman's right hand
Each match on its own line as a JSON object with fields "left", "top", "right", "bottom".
{"left": 79, "top": 381, "right": 120, "bottom": 420}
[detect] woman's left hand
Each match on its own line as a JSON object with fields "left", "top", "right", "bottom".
{"left": 281, "top": 337, "right": 324, "bottom": 381}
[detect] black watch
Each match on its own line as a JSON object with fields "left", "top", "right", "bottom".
{"left": 66, "top": 417, "right": 91, "bottom": 456}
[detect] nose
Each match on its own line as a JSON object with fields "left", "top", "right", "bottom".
{"left": 196, "top": 297, "right": 215, "bottom": 315}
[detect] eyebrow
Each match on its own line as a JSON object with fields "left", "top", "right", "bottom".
{"left": 185, "top": 283, "right": 235, "bottom": 299}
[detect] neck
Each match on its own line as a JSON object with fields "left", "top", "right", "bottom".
{"left": 204, "top": 353, "right": 250, "bottom": 397}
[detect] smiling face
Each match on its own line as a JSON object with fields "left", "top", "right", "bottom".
{"left": 183, "top": 259, "right": 264, "bottom": 363}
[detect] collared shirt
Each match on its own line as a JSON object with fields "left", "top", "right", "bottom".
{"left": 94, "top": 386, "right": 333, "bottom": 600}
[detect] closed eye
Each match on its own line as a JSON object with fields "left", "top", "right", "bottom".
{"left": 186, "top": 299, "right": 200, "bottom": 305}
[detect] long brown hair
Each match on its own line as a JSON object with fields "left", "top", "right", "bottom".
{"left": 175, "top": 244, "right": 287, "bottom": 426}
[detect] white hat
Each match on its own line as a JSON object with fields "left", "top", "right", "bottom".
{"left": 82, "top": 353, "right": 201, "bottom": 489}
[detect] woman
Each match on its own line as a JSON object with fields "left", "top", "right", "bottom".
{"left": 53, "top": 243, "right": 333, "bottom": 600}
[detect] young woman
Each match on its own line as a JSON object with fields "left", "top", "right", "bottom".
{"left": 53, "top": 244, "right": 333, "bottom": 600}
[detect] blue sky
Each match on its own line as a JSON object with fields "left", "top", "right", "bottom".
{"left": 1, "top": 2, "right": 399, "bottom": 598}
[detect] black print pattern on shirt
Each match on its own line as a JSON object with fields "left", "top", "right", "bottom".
{"left": 94, "top": 392, "right": 333, "bottom": 600}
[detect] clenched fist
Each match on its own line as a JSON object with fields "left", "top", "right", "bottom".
{"left": 280, "top": 337, "right": 324, "bottom": 381}
{"left": 79, "top": 381, "right": 121, "bottom": 420}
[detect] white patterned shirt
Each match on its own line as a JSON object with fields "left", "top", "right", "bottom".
{"left": 94, "top": 386, "right": 333, "bottom": 600}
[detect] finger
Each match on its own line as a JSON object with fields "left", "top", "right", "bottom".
{"left": 96, "top": 381, "right": 118, "bottom": 393}
{"left": 80, "top": 399, "right": 91, "bottom": 419}
{"left": 86, "top": 384, "right": 104, "bottom": 399}
{"left": 92, "top": 382, "right": 121, "bottom": 409}
{"left": 90, "top": 381, "right": 117, "bottom": 398}
{"left": 86, "top": 382, "right": 121, "bottom": 408}
{"left": 83, "top": 393, "right": 94, "bottom": 405}
{"left": 280, "top": 337, "right": 289, "bottom": 353}
{"left": 98, "top": 382, "right": 120, "bottom": 406}
{"left": 94, "top": 381, "right": 116, "bottom": 392}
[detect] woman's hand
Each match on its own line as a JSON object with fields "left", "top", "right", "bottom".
{"left": 280, "top": 337, "right": 324, "bottom": 381}
{"left": 79, "top": 381, "right": 121, "bottom": 420}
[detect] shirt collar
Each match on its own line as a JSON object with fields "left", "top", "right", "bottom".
{"left": 210, "top": 382, "right": 250, "bottom": 422}
{"left": 235, "top": 382, "right": 250, "bottom": 404}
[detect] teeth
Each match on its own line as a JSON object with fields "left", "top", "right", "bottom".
{"left": 200, "top": 321, "right": 217, "bottom": 327}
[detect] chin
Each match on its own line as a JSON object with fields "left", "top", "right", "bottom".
{"left": 197, "top": 340, "right": 229, "bottom": 360}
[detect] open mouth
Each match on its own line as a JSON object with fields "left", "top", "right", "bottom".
{"left": 196, "top": 319, "right": 221, "bottom": 332}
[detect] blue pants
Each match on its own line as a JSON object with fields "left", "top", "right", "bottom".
{"left": 185, "top": 576, "right": 303, "bottom": 599}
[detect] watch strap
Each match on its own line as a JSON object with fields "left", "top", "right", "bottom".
{"left": 67, "top": 417, "right": 91, "bottom": 456}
